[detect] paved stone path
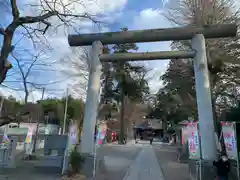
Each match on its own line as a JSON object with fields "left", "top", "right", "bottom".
{"left": 154, "top": 144, "right": 190, "bottom": 180}
{"left": 122, "top": 144, "right": 165, "bottom": 180}
{"left": 95, "top": 143, "right": 141, "bottom": 180}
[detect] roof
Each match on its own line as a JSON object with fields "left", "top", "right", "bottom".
{"left": 150, "top": 120, "right": 163, "bottom": 129}
{"left": 135, "top": 120, "right": 150, "bottom": 129}
{"left": 135, "top": 119, "right": 163, "bottom": 130}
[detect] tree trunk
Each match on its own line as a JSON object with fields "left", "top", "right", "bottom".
{"left": 0, "top": 97, "right": 4, "bottom": 116}
{"left": 24, "top": 91, "right": 29, "bottom": 104}
{"left": 119, "top": 89, "right": 125, "bottom": 144}
{"left": 0, "top": 23, "right": 18, "bottom": 84}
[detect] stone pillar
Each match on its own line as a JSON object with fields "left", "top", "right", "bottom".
{"left": 80, "top": 41, "right": 103, "bottom": 177}
{"left": 191, "top": 34, "right": 217, "bottom": 161}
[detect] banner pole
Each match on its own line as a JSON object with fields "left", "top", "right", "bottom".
{"left": 196, "top": 161, "right": 198, "bottom": 180}
{"left": 188, "top": 122, "right": 202, "bottom": 180}
{"left": 93, "top": 124, "right": 99, "bottom": 177}
{"left": 234, "top": 122, "right": 240, "bottom": 180}
{"left": 219, "top": 129, "right": 223, "bottom": 153}
{"left": 238, "top": 152, "right": 240, "bottom": 180}
{"left": 62, "top": 134, "right": 69, "bottom": 175}
{"left": 93, "top": 144, "right": 97, "bottom": 177}
{"left": 198, "top": 122, "right": 202, "bottom": 180}
{"left": 199, "top": 159, "right": 202, "bottom": 180}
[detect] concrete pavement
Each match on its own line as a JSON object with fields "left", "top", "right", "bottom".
{"left": 122, "top": 144, "right": 165, "bottom": 180}
{"left": 154, "top": 144, "right": 190, "bottom": 180}
{"left": 95, "top": 140, "right": 166, "bottom": 180}
{"left": 95, "top": 142, "right": 141, "bottom": 180}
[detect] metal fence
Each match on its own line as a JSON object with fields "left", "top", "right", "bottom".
{"left": 0, "top": 147, "right": 11, "bottom": 167}
{"left": 0, "top": 134, "right": 67, "bottom": 169}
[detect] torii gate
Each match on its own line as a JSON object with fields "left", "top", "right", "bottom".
{"left": 68, "top": 24, "right": 237, "bottom": 174}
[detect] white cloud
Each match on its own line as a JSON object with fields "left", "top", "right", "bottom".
{"left": 234, "top": 1, "right": 240, "bottom": 11}
{"left": 21, "top": 0, "right": 127, "bottom": 17}
{"left": 129, "top": 8, "right": 172, "bottom": 93}
{"left": 0, "top": 87, "right": 22, "bottom": 99}
{"left": 1, "top": 0, "right": 128, "bottom": 101}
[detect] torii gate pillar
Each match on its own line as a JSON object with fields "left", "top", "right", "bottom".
{"left": 80, "top": 41, "right": 103, "bottom": 177}
{"left": 192, "top": 34, "right": 217, "bottom": 160}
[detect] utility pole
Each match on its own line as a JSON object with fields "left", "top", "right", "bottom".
{"left": 32, "top": 88, "right": 45, "bottom": 154}
{"left": 63, "top": 88, "right": 69, "bottom": 134}
{"left": 0, "top": 96, "right": 4, "bottom": 116}
{"left": 0, "top": 97, "right": 7, "bottom": 134}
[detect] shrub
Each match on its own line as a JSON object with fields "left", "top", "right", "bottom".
{"left": 69, "top": 150, "right": 84, "bottom": 173}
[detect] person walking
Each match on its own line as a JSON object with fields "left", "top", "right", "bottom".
{"left": 133, "top": 128, "right": 138, "bottom": 143}
{"left": 149, "top": 131, "right": 154, "bottom": 145}
{"left": 213, "top": 153, "right": 230, "bottom": 180}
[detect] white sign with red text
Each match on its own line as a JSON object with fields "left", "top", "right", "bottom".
{"left": 221, "top": 122, "right": 238, "bottom": 160}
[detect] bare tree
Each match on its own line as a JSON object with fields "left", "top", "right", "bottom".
{"left": 0, "top": 0, "right": 100, "bottom": 84}
{"left": 1, "top": 47, "right": 63, "bottom": 103}
{"left": 9, "top": 49, "right": 45, "bottom": 103}
{"left": 60, "top": 47, "right": 90, "bottom": 98}
{"left": 163, "top": 0, "right": 240, "bottom": 114}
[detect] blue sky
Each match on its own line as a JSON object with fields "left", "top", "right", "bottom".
{"left": 0, "top": 0, "right": 172, "bottom": 101}
{"left": 108, "top": 0, "right": 164, "bottom": 30}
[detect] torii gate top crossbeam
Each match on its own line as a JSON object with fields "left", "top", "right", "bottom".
{"left": 68, "top": 24, "right": 237, "bottom": 46}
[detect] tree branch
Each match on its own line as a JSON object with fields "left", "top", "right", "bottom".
{"left": 0, "top": 0, "right": 101, "bottom": 85}
{"left": 0, "top": 28, "right": 5, "bottom": 35}
{"left": 10, "top": 0, "right": 20, "bottom": 20}
{"left": 19, "top": 11, "right": 56, "bottom": 26}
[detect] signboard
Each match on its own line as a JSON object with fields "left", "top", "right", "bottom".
{"left": 187, "top": 122, "right": 201, "bottom": 160}
{"left": 93, "top": 122, "right": 107, "bottom": 177}
{"left": 62, "top": 122, "right": 78, "bottom": 175}
{"left": 1, "top": 131, "right": 10, "bottom": 147}
{"left": 68, "top": 124, "right": 77, "bottom": 148}
{"left": 25, "top": 125, "right": 34, "bottom": 155}
{"left": 25, "top": 125, "right": 33, "bottom": 143}
{"left": 182, "top": 126, "right": 190, "bottom": 145}
{"left": 96, "top": 123, "right": 107, "bottom": 145}
{"left": 64, "top": 123, "right": 78, "bottom": 156}
{"left": 221, "top": 122, "right": 238, "bottom": 160}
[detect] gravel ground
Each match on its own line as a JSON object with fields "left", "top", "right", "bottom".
{"left": 153, "top": 144, "right": 190, "bottom": 180}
